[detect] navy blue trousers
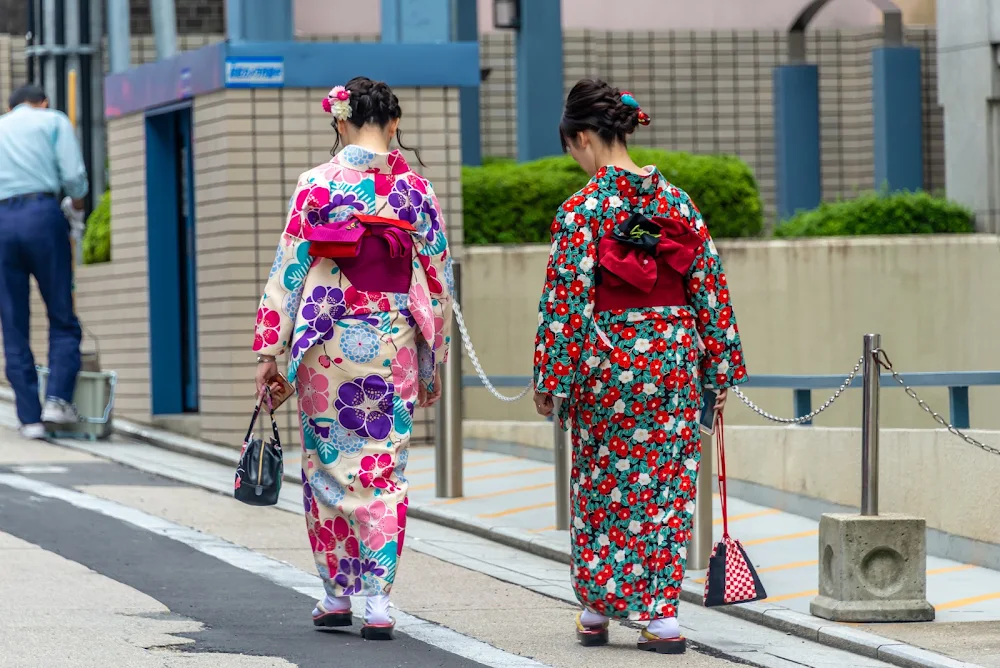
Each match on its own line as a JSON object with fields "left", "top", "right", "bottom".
{"left": 0, "top": 195, "right": 82, "bottom": 425}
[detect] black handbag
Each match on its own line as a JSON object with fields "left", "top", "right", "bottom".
{"left": 234, "top": 389, "right": 284, "bottom": 506}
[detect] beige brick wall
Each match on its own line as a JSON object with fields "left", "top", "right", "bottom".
{"left": 80, "top": 114, "right": 152, "bottom": 419}
{"left": 0, "top": 33, "right": 11, "bottom": 108}
{"left": 483, "top": 28, "right": 946, "bottom": 222}
{"left": 0, "top": 33, "right": 26, "bottom": 109}
{"left": 192, "top": 86, "right": 463, "bottom": 446}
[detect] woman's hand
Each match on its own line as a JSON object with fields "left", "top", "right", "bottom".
{"left": 419, "top": 366, "right": 442, "bottom": 408}
{"left": 714, "top": 389, "right": 729, "bottom": 415}
{"left": 534, "top": 391, "right": 554, "bottom": 417}
{"left": 255, "top": 357, "right": 279, "bottom": 398}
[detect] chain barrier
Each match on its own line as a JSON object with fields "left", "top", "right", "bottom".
{"left": 450, "top": 303, "right": 1000, "bottom": 456}
{"left": 873, "top": 349, "right": 1000, "bottom": 457}
{"left": 731, "top": 356, "right": 865, "bottom": 425}
{"left": 452, "top": 301, "right": 534, "bottom": 402}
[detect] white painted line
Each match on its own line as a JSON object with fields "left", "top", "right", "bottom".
{"left": 10, "top": 465, "right": 69, "bottom": 474}
{"left": 0, "top": 473, "right": 547, "bottom": 668}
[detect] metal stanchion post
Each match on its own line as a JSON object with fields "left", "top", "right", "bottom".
{"left": 688, "top": 431, "right": 715, "bottom": 571}
{"left": 434, "top": 262, "right": 463, "bottom": 498}
{"left": 553, "top": 398, "right": 572, "bottom": 531}
{"left": 861, "top": 333, "right": 881, "bottom": 516}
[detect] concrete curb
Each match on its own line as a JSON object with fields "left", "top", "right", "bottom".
{"left": 20, "top": 404, "right": 976, "bottom": 668}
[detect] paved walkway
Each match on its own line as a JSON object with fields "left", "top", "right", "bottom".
{"left": 398, "top": 446, "right": 1000, "bottom": 624}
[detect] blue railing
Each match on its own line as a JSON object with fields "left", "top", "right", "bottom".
{"left": 461, "top": 372, "right": 1000, "bottom": 429}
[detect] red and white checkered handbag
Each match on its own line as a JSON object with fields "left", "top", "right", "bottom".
{"left": 703, "top": 414, "right": 767, "bottom": 607}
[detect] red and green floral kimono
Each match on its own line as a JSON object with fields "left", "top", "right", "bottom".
{"left": 533, "top": 165, "right": 748, "bottom": 621}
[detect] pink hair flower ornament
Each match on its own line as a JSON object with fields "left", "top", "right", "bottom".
{"left": 322, "top": 86, "right": 352, "bottom": 121}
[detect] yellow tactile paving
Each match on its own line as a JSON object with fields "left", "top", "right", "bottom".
{"left": 479, "top": 501, "right": 557, "bottom": 520}
{"left": 430, "top": 482, "right": 554, "bottom": 506}
{"left": 742, "top": 529, "right": 819, "bottom": 547}
{"left": 408, "top": 466, "right": 553, "bottom": 493}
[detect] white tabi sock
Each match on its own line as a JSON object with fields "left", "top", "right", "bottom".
{"left": 580, "top": 608, "right": 609, "bottom": 627}
{"left": 365, "top": 594, "right": 392, "bottom": 625}
{"left": 313, "top": 594, "right": 351, "bottom": 617}
{"left": 647, "top": 616, "right": 681, "bottom": 639}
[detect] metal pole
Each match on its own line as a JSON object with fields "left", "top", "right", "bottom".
{"left": 150, "top": 0, "right": 178, "bottom": 60}
{"left": 552, "top": 399, "right": 571, "bottom": 531}
{"left": 88, "top": 0, "right": 107, "bottom": 198}
{"left": 688, "top": 431, "right": 715, "bottom": 571}
{"left": 434, "top": 262, "right": 463, "bottom": 498}
{"left": 107, "top": 0, "right": 131, "bottom": 74}
{"left": 65, "top": 0, "right": 80, "bottom": 121}
{"left": 861, "top": 333, "right": 881, "bottom": 516}
{"left": 41, "top": 0, "right": 58, "bottom": 108}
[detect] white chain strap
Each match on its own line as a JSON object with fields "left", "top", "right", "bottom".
{"left": 452, "top": 301, "right": 534, "bottom": 402}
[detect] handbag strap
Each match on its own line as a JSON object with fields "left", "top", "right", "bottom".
{"left": 244, "top": 388, "right": 280, "bottom": 446}
{"left": 716, "top": 411, "right": 729, "bottom": 538}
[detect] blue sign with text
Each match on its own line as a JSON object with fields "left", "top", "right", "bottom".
{"left": 224, "top": 57, "right": 285, "bottom": 88}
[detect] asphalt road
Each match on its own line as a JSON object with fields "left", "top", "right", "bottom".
{"left": 0, "top": 463, "right": 486, "bottom": 668}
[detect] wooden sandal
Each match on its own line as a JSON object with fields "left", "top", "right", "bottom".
{"left": 312, "top": 602, "right": 353, "bottom": 628}
{"left": 575, "top": 612, "right": 610, "bottom": 647}
{"left": 637, "top": 628, "right": 686, "bottom": 654}
{"left": 360, "top": 619, "right": 395, "bottom": 640}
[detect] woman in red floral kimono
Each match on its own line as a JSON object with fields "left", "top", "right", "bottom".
{"left": 532, "top": 79, "right": 749, "bottom": 654}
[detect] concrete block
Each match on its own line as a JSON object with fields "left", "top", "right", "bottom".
{"left": 810, "top": 513, "right": 935, "bottom": 622}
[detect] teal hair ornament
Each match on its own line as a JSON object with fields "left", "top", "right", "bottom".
{"left": 620, "top": 90, "right": 651, "bottom": 126}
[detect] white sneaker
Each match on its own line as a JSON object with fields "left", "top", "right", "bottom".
{"left": 19, "top": 423, "right": 47, "bottom": 440}
{"left": 41, "top": 398, "right": 80, "bottom": 425}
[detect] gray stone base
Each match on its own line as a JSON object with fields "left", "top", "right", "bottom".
{"left": 811, "top": 513, "right": 935, "bottom": 623}
{"left": 810, "top": 595, "right": 935, "bottom": 622}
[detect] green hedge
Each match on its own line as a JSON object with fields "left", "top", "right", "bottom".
{"left": 462, "top": 149, "right": 764, "bottom": 245}
{"left": 774, "top": 191, "right": 975, "bottom": 237}
{"left": 83, "top": 190, "right": 110, "bottom": 264}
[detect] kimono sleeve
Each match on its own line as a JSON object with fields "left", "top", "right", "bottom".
{"left": 415, "top": 182, "right": 454, "bottom": 384}
{"left": 533, "top": 205, "right": 596, "bottom": 398}
{"left": 683, "top": 195, "right": 749, "bottom": 391}
{"left": 252, "top": 176, "right": 314, "bottom": 358}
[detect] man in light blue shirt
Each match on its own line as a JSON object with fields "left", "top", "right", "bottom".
{"left": 0, "top": 84, "right": 88, "bottom": 439}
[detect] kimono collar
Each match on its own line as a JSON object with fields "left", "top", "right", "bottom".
{"left": 599, "top": 164, "right": 662, "bottom": 193}
{"left": 333, "top": 144, "right": 411, "bottom": 175}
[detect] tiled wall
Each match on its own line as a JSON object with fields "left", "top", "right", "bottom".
{"left": 0, "top": 0, "right": 224, "bottom": 36}
{"left": 191, "top": 87, "right": 463, "bottom": 446}
{"left": 482, "top": 28, "right": 946, "bottom": 221}
{"left": 0, "top": 32, "right": 26, "bottom": 109}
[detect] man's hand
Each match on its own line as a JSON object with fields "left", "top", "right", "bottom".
{"left": 61, "top": 196, "right": 85, "bottom": 241}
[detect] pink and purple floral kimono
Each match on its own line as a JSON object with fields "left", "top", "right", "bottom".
{"left": 253, "top": 145, "right": 453, "bottom": 597}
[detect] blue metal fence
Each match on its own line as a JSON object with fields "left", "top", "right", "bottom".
{"left": 461, "top": 372, "right": 1000, "bottom": 430}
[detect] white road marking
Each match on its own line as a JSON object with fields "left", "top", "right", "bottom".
{"left": 10, "top": 465, "right": 68, "bottom": 474}
{"left": 0, "top": 473, "right": 547, "bottom": 668}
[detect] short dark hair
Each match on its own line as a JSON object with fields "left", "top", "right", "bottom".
{"left": 8, "top": 84, "right": 47, "bottom": 110}
{"left": 559, "top": 79, "right": 642, "bottom": 151}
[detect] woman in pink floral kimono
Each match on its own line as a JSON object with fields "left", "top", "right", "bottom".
{"left": 253, "top": 77, "right": 453, "bottom": 640}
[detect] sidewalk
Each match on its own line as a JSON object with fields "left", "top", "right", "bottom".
{"left": 398, "top": 447, "right": 1000, "bottom": 623}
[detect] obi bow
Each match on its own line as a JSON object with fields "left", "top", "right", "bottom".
{"left": 600, "top": 214, "right": 703, "bottom": 293}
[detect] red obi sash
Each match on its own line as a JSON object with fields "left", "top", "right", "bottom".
{"left": 307, "top": 214, "right": 416, "bottom": 294}
{"left": 595, "top": 214, "right": 703, "bottom": 312}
